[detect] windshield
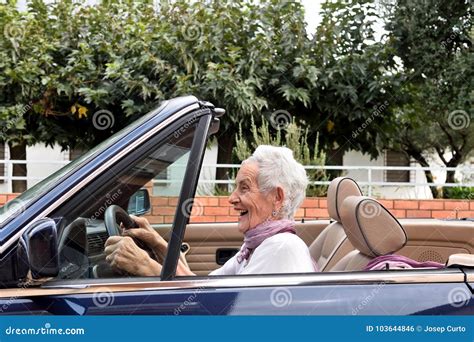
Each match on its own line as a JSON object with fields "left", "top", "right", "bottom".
{"left": 0, "top": 101, "right": 169, "bottom": 227}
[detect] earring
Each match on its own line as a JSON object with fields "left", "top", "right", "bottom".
{"left": 272, "top": 210, "right": 278, "bottom": 217}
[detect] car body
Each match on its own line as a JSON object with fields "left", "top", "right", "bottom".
{"left": 0, "top": 96, "right": 473, "bottom": 315}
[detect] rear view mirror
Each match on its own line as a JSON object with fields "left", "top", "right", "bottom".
{"left": 127, "top": 188, "right": 151, "bottom": 216}
{"left": 17, "top": 218, "right": 59, "bottom": 279}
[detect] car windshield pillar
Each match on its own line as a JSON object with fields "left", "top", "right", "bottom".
{"left": 161, "top": 113, "right": 212, "bottom": 280}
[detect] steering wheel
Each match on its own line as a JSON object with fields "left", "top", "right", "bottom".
{"left": 95, "top": 205, "right": 159, "bottom": 278}
{"left": 104, "top": 205, "right": 136, "bottom": 237}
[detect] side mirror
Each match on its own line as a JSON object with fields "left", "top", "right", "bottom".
{"left": 127, "top": 188, "right": 151, "bottom": 216}
{"left": 17, "top": 218, "right": 59, "bottom": 279}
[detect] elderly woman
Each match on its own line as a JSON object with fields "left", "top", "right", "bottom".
{"left": 105, "top": 145, "right": 316, "bottom": 276}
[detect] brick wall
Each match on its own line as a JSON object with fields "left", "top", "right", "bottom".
{"left": 146, "top": 196, "right": 473, "bottom": 223}
{"left": 1, "top": 194, "right": 472, "bottom": 222}
{"left": 0, "top": 194, "right": 21, "bottom": 205}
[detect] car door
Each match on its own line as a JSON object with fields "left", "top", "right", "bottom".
{"left": 50, "top": 267, "right": 473, "bottom": 315}
{"left": 2, "top": 267, "right": 472, "bottom": 315}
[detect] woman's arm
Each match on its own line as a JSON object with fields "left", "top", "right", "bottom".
{"left": 176, "top": 257, "right": 195, "bottom": 276}
{"left": 123, "top": 216, "right": 196, "bottom": 276}
{"left": 104, "top": 235, "right": 163, "bottom": 276}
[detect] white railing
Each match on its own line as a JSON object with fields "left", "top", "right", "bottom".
{"left": 189, "top": 164, "right": 474, "bottom": 197}
{"left": 0, "top": 160, "right": 472, "bottom": 197}
{"left": 0, "top": 160, "right": 70, "bottom": 193}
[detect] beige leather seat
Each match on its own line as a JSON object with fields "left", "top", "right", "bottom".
{"left": 309, "top": 177, "right": 362, "bottom": 271}
{"left": 330, "top": 196, "right": 408, "bottom": 272}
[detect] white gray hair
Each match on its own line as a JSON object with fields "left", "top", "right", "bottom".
{"left": 243, "top": 145, "right": 308, "bottom": 219}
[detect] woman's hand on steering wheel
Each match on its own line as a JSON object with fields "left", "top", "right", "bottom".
{"left": 103, "top": 205, "right": 166, "bottom": 276}
{"left": 123, "top": 216, "right": 168, "bottom": 260}
{"left": 104, "top": 235, "right": 162, "bottom": 276}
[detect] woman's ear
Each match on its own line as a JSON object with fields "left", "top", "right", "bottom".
{"left": 274, "top": 186, "right": 284, "bottom": 209}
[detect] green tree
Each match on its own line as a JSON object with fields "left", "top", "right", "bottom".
{"left": 0, "top": 0, "right": 315, "bottom": 190}
{"left": 2, "top": 0, "right": 470, "bottom": 198}
{"left": 304, "top": 0, "right": 401, "bottom": 163}
{"left": 164, "top": 0, "right": 316, "bottom": 186}
{"left": 1, "top": 0, "right": 168, "bottom": 190}
{"left": 302, "top": 0, "right": 472, "bottom": 198}
{"left": 382, "top": 0, "right": 473, "bottom": 197}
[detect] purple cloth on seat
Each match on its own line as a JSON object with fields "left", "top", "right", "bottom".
{"left": 364, "top": 254, "right": 444, "bottom": 271}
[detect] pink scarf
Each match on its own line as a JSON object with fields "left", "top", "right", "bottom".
{"left": 364, "top": 254, "right": 444, "bottom": 271}
{"left": 236, "top": 219, "right": 319, "bottom": 271}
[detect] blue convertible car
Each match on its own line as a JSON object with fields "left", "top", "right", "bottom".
{"left": 0, "top": 96, "right": 473, "bottom": 315}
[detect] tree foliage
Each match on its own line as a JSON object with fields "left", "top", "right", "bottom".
{"left": 0, "top": 0, "right": 472, "bottom": 197}
{"left": 382, "top": 0, "right": 473, "bottom": 197}
{"left": 0, "top": 0, "right": 319, "bottom": 190}
{"left": 305, "top": 0, "right": 400, "bottom": 159}
{"left": 0, "top": 1, "right": 312, "bottom": 148}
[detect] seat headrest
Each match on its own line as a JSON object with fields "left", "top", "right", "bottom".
{"left": 327, "top": 177, "right": 362, "bottom": 222}
{"left": 339, "top": 196, "right": 407, "bottom": 257}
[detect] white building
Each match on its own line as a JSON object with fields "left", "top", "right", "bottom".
{"left": 1, "top": 142, "right": 471, "bottom": 199}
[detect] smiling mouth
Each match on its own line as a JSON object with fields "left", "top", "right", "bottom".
{"left": 237, "top": 209, "right": 249, "bottom": 217}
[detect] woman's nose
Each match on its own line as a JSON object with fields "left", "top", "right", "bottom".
{"left": 228, "top": 190, "right": 238, "bottom": 204}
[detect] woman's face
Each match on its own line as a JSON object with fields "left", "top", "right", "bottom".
{"left": 228, "top": 162, "right": 276, "bottom": 233}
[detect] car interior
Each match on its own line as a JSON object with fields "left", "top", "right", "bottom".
{"left": 51, "top": 160, "right": 474, "bottom": 281}
{"left": 49, "top": 121, "right": 198, "bottom": 280}
{"left": 152, "top": 177, "right": 474, "bottom": 277}
{"left": 47, "top": 121, "right": 473, "bottom": 281}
